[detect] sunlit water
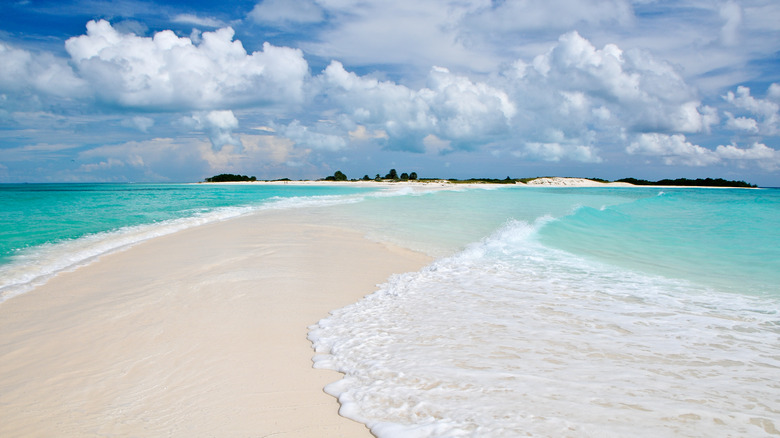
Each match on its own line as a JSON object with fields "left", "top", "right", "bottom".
{"left": 310, "top": 186, "right": 780, "bottom": 437}
{"left": 2, "top": 183, "right": 778, "bottom": 436}
{"left": 0, "top": 183, "right": 375, "bottom": 300}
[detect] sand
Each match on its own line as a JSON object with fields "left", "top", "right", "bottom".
{"left": 0, "top": 209, "right": 431, "bottom": 437}
{"left": 201, "top": 176, "right": 637, "bottom": 188}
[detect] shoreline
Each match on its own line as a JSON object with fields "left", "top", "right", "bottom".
{"left": 197, "top": 177, "right": 756, "bottom": 189}
{"left": 0, "top": 209, "right": 432, "bottom": 437}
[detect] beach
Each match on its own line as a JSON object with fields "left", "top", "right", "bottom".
{"left": 0, "top": 208, "right": 431, "bottom": 437}
{"left": 2, "top": 181, "right": 777, "bottom": 437}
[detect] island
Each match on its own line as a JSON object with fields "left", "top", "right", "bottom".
{"left": 203, "top": 171, "right": 757, "bottom": 188}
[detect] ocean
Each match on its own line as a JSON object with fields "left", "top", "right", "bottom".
{"left": 0, "top": 183, "right": 374, "bottom": 301}
{"left": 2, "top": 183, "right": 779, "bottom": 436}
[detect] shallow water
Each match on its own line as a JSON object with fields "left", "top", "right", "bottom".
{"left": 2, "top": 183, "right": 778, "bottom": 436}
{"left": 0, "top": 183, "right": 376, "bottom": 301}
{"left": 310, "top": 186, "right": 780, "bottom": 437}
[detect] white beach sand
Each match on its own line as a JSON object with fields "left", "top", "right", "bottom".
{"left": 199, "top": 176, "right": 635, "bottom": 188}
{"left": 0, "top": 209, "right": 431, "bottom": 437}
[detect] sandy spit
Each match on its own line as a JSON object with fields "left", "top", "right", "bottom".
{"left": 0, "top": 209, "right": 431, "bottom": 437}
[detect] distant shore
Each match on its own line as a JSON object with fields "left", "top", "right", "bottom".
{"left": 199, "top": 176, "right": 752, "bottom": 188}
{"left": 197, "top": 176, "right": 755, "bottom": 189}
{"left": 199, "top": 177, "right": 633, "bottom": 188}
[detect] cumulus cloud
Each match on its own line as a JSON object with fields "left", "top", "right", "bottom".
{"left": 281, "top": 120, "right": 348, "bottom": 152}
{"left": 515, "top": 142, "right": 602, "bottom": 163}
{"left": 425, "top": 66, "right": 516, "bottom": 139}
{"left": 627, "top": 133, "right": 780, "bottom": 170}
{"left": 64, "top": 20, "right": 309, "bottom": 111}
{"left": 318, "top": 61, "right": 514, "bottom": 150}
{"left": 4, "top": 11, "right": 779, "bottom": 182}
{"left": 188, "top": 110, "right": 241, "bottom": 150}
{"left": 715, "top": 142, "right": 780, "bottom": 170}
{"left": 0, "top": 42, "right": 88, "bottom": 100}
{"left": 519, "top": 31, "right": 710, "bottom": 134}
{"left": 724, "top": 112, "right": 759, "bottom": 133}
{"left": 627, "top": 133, "right": 720, "bottom": 166}
{"left": 241, "top": 134, "right": 298, "bottom": 164}
{"left": 723, "top": 85, "right": 779, "bottom": 135}
{"left": 769, "top": 83, "right": 780, "bottom": 100}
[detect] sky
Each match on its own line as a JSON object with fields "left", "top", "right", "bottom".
{"left": 1, "top": 0, "right": 779, "bottom": 185}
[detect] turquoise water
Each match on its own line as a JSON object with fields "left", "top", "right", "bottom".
{"left": 0, "top": 183, "right": 376, "bottom": 300}
{"left": 2, "top": 183, "right": 779, "bottom": 436}
{"left": 309, "top": 186, "right": 780, "bottom": 437}
{"left": 537, "top": 188, "right": 780, "bottom": 297}
{"left": 318, "top": 186, "right": 779, "bottom": 297}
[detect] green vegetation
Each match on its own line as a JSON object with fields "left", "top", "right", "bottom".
{"left": 448, "top": 177, "right": 518, "bottom": 184}
{"left": 205, "top": 173, "right": 256, "bottom": 182}
{"left": 207, "top": 172, "right": 756, "bottom": 188}
{"left": 370, "top": 168, "right": 419, "bottom": 181}
{"left": 616, "top": 177, "right": 756, "bottom": 188}
{"left": 323, "top": 170, "right": 348, "bottom": 181}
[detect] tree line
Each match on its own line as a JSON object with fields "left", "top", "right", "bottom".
{"left": 205, "top": 172, "right": 756, "bottom": 187}
{"left": 324, "top": 169, "right": 418, "bottom": 181}
{"left": 204, "top": 173, "right": 257, "bottom": 182}
{"left": 616, "top": 177, "right": 756, "bottom": 188}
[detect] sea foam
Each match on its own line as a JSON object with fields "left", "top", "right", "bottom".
{"left": 310, "top": 219, "right": 780, "bottom": 437}
{"left": 0, "top": 188, "right": 393, "bottom": 302}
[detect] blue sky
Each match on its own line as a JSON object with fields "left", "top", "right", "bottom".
{"left": 1, "top": 0, "right": 779, "bottom": 185}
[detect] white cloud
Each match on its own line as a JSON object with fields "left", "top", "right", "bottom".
{"left": 526, "top": 31, "right": 705, "bottom": 132}
{"left": 486, "top": 31, "right": 720, "bottom": 163}
{"left": 425, "top": 66, "right": 515, "bottom": 140}
{"left": 282, "top": 120, "right": 347, "bottom": 151}
{"left": 720, "top": 1, "right": 743, "bottom": 46}
{"left": 723, "top": 85, "right": 779, "bottom": 135}
{"left": 172, "top": 14, "right": 226, "bottom": 28}
{"left": 422, "top": 134, "right": 452, "bottom": 154}
{"left": 517, "top": 142, "right": 602, "bottom": 163}
{"left": 715, "top": 142, "right": 780, "bottom": 170}
{"left": 769, "top": 83, "right": 780, "bottom": 100}
{"left": 249, "top": 0, "right": 324, "bottom": 25}
{"left": 348, "top": 125, "right": 388, "bottom": 142}
{"left": 121, "top": 116, "right": 155, "bottom": 132}
{"left": 0, "top": 42, "right": 88, "bottom": 99}
{"left": 79, "top": 157, "right": 127, "bottom": 172}
{"left": 724, "top": 112, "right": 759, "bottom": 133}
{"left": 188, "top": 110, "right": 240, "bottom": 150}
{"left": 317, "top": 61, "right": 514, "bottom": 150}
{"left": 300, "top": 0, "right": 496, "bottom": 73}
{"left": 725, "top": 85, "right": 779, "bottom": 118}
{"left": 240, "top": 134, "right": 299, "bottom": 164}
{"left": 627, "top": 133, "right": 780, "bottom": 170}
{"left": 64, "top": 20, "right": 309, "bottom": 110}
{"left": 627, "top": 133, "right": 719, "bottom": 166}
{"left": 76, "top": 137, "right": 215, "bottom": 181}
{"left": 465, "top": 0, "right": 634, "bottom": 32}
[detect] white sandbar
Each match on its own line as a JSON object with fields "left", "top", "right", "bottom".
{"left": 0, "top": 209, "right": 431, "bottom": 437}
